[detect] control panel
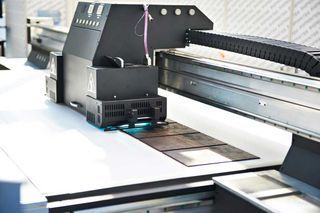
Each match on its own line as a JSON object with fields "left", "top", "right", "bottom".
{"left": 72, "top": 3, "right": 110, "bottom": 30}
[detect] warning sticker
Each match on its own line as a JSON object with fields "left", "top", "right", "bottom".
{"left": 50, "top": 58, "right": 56, "bottom": 75}
{"left": 87, "top": 71, "right": 96, "bottom": 93}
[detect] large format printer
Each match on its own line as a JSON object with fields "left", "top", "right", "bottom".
{"left": 27, "top": 17, "right": 68, "bottom": 69}
{"left": 1, "top": 2, "right": 320, "bottom": 212}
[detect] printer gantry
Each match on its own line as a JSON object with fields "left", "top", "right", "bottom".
{"left": 46, "top": 2, "right": 320, "bottom": 129}
{"left": 46, "top": 2, "right": 213, "bottom": 128}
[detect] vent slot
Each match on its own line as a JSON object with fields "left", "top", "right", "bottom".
{"left": 105, "top": 111, "right": 125, "bottom": 118}
{"left": 131, "top": 101, "right": 152, "bottom": 116}
{"left": 104, "top": 104, "right": 125, "bottom": 118}
{"left": 131, "top": 102, "right": 150, "bottom": 109}
{"left": 49, "top": 91, "right": 55, "bottom": 100}
{"left": 105, "top": 104, "right": 125, "bottom": 111}
{"left": 87, "top": 111, "right": 95, "bottom": 123}
{"left": 138, "top": 108, "right": 151, "bottom": 115}
{"left": 95, "top": 97, "right": 166, "bottom": 126}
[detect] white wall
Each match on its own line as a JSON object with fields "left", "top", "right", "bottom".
{"left": 5, "top": 0, "right": 68, "bottom": 57}
{"left": 5, "top": 0, "right": 320, "bottom": 70}
{"left": 26, "top": 0, "right": 67, "bottom": 26}
{"left": 187, "top": 0, "right": 320, "bottom": 72}
{"left": 5, "top": 0, "right": 27, "bottom": 57}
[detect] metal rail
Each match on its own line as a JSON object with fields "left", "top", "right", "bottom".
{"left": 157, "top": 51, "right": 320, "bottom": 139}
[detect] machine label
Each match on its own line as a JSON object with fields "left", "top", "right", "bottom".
{"left": 50, "top": 58, "right": 56, "bottom": 76}
{"left": 87, "top": 71, "right": 96, "bottom": 94}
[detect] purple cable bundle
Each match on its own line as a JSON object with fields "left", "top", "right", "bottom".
{"left": 133, "top": 4, "right": 152, "bottom": 65}
{"left": 143, "top": 5, "right": 149, "bottom": 57}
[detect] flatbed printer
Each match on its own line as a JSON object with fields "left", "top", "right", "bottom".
{"left": 27, "top": 17, "right": 68, "bottom": 69}
{"left": 1, "top": 1, "right": 320, "bottom": 212}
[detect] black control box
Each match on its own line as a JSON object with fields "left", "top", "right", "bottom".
{"left": 86, "top": 95, "right": 167, "bottom": 128}
{"left": 86, "top": 66, "right": 158, "bottom": 101}
{"left": 46, "top": 52, "right": 63, "bottom": 103}
{"left": 85, "top": 65, "right": 166, "bottom": 128}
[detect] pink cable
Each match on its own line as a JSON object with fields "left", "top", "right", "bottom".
{"left": 143, "top": 5, "right": 149, "bottom": 56}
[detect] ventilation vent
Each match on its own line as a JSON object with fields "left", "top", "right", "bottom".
{"left": 131, "top": 102, "right": 150, "bottom": 109}
{"left": 138, "top": 108, "right": 151, "bottom": 115}
{"left": 104, "top": 104, "right": 125, "bottom": 118}
{"left": 49, "top": 91, "right": 55, "bottom": 100}
{"left": 105, "top": 104, "right": 125, "bottom": 111}
{"left": 87, "top": 111, "right": 95, "bottom": 123}
{"left": 90, "top": 96, "right": 167, "bottom": 127}
{"left": 105, "top": 111, "right": 125, "bottom": 118}
{"left": 131, "top": 101, "right": 152, "bottom": 115}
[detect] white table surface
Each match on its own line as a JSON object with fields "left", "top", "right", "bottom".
{"left": 0, "top": 145, "right": 47, "bottom": 212}
{"left": 0, "top": 58, "right": 292, "bottom": 198}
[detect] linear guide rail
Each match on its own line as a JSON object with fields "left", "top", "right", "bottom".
{"left": 157, "top": 51, "right": 320, "bottom": 139}
{"left": 187, "top": 30, "right": 320, "bottom": 77}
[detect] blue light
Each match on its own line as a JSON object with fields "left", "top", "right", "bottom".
{"left": 105, "top": 122, "right": 153, "bottom": 132}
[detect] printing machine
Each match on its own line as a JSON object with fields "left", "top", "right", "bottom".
{"left": 27, "top": 17, "right": 68, "bottom": 69}
{"left": 1, "top": 1, "right": 320, "bottom": 212}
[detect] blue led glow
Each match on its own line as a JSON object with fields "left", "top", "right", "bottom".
{"left": 105, "top": 122, "right": 153, "bottom": 132}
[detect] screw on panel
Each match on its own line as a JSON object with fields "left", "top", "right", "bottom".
{"left": 189, "top": 81, "right": 197, "bottom": 86}
{"left": 189, "top": 8, "right": 196, "bottom": 16}
{"left": 160, "top": 8, "right": 167, "bottom": 16}
{"left": 175, "top": 8, "right": 181, "bottom": 16}
{"left": 259, "top": 100, "right": 267, "bottom": 107}
{"left": 185, "top": 29, "right": 191, "bottom": 46}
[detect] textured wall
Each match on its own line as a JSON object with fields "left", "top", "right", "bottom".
{"left": 6, "top": 0, "right": 320, "bottom": 70}
{"left": 292, "top": 0, "right": 320, "bottom": 47}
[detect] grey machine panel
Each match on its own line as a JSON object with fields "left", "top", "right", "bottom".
{"left": 280, "top": 134, "right": 320, "bottom": 189}
{"left": 211, "top": 135, "right": 320, "bottom": 213}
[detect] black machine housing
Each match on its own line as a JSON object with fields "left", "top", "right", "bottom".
{"left": 85, "top": 66, "right": 167, "bottom": 128}
{"left": 46, "top": 52, "right": 63, "bottom": 103}
{"left": 47, "top": 2, "right": 213, "bottom": 128}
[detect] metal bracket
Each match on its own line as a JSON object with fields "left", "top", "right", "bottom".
{"left": 152, "top": 107, "right": 160, "bottom": 126}
{"left": 127, "top": 109, "right": 138, "bottom": 128}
